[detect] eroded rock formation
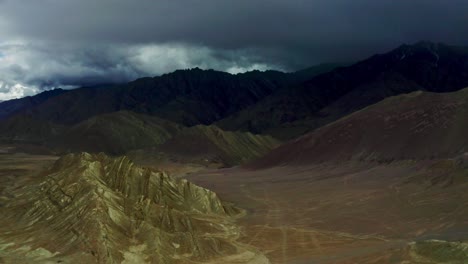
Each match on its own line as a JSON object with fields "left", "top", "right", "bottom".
{"left": 0, "top": 153, "right": 268, "bottom": 264}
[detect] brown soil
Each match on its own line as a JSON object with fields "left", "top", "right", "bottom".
{"left": 187, "top": 161, "right": 468, "bottom": 263}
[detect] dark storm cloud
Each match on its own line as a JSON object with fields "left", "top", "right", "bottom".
{"left": 0, "top": 0, "right": 468, "bottom": 99}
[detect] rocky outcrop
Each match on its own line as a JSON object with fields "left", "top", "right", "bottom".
{"left": 0, "top": 153, "right": 268, "bottom": 263}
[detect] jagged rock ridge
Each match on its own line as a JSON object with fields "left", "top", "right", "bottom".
{"left": 0, "top": 153, "right": 269, "bottom": 263}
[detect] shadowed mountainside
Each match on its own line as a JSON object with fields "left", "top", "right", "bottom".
{"left": 0, "top": 68, "right": 314, "bottom": 127}
{"left": 0, "top": 114, "right": 65, "bottom": 143}
{"left": 218, "top": 42, "right": 468, "bottom": 139}
{"left": 0, "top": 64, "right": 342, "bottom": 126}
{"left": 0, "top": 65, "right": 336, "bottom": 161}
{"left": 54, "top": 114, "right": 280, "bottom": 165}
{"left": 0, "top": 89, "right": 66, "bottom": 120}
{"left": 131, "top": 125, "right": 280, "bottom": 167}
{"left": 0, "top": 110, "right": 280, "bottom": 166}
{"left": 250, "top": 88, "right": 468, "bottom": 168}
{"left": 0, "top": 153, "right": 269, "bottom": 264}
{"left": 51, "top": 111, "right": 183, "bottom": 155}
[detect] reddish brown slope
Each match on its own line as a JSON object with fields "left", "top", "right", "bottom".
{"left": 250, "top": 88, "right": 468, "bottom": 168}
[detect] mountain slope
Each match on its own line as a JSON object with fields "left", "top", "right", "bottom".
{"left": 0, "top": 110, "right": 280, "bottom": 166}
{"left": 0, "top": 153, "right": 269, "bottom": 263}
{"left": 0, "top": 114, "right": 65, "bottom": 143}
{"left": 250, "top": 88, "right": 468, "bottom": 168}
{"left": 0, "top": 63, "right": 341, "bottom": 127}
{"left": 134, "top": 125, "right": 281, "bottom": 166}
{"left": 11, "top": 69, "right": 294, "bottom": 126}
{"left": 0, "top": 88, "right": 66, "bottom": 120}
{"left": 219, "top": 42, "right": 468, "bottom": 139}
{"left": 52, "top": 111, "right": 183, "bottom": 154}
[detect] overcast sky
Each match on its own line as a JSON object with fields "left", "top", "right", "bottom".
{"left": 0, "top": 0, "right": 467, "bottom": 100}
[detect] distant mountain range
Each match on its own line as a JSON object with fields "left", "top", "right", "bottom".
{"left": 1, "top": 41, "right": 468, "bottom": 164}
{"left": 0, "top": 63, "right": 338, "bottom": 163}
{"left": 0, "top": 64, "right": 339, "bottom": 126}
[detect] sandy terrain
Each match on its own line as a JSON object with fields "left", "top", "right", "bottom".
{"left": 0, "top": 146, "right": 58, "bottom": 197}
{"left": 186, "top": 161, "right": 468, "bottom": 263}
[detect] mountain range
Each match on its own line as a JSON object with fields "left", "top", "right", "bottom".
{"left": 1, "top": 41, "right": 468, "bottom": 164}
{"left": 218, "top": 42, "right": 468, "bottom": 139}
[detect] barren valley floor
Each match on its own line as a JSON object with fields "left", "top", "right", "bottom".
{"left": 187, "top": 161, "right": 468, "bottom": 263}
{"left": 0, "top": 148, "right": 467, "bottom": 263}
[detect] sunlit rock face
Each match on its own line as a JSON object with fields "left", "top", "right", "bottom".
{"left": 0, "top": 153, "right": 268, "bottom": 264}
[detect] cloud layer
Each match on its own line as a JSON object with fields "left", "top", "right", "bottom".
{"left": 0, "top": 42, "right": 275, "bottom": 100}
{"left": 1, "top": 0, "right": 467, "bottom": 99}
